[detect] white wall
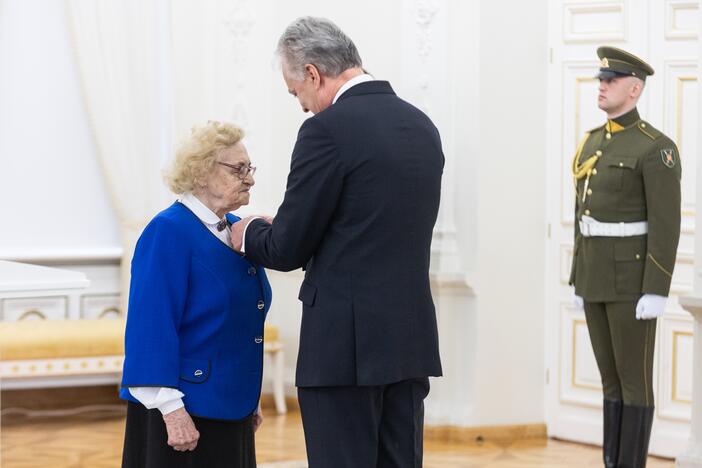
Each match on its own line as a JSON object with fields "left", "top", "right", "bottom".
{"left": 0, "top": 0, "right": 120, "bottom": 260}
{"left": 696, "top": 0, "right": 702, "bottom": 294}
{"left": 472, "top": 0, "right": 548, "bottom": 425}
{"left": 425, "top": 0, "right": 548, "bottom": 427}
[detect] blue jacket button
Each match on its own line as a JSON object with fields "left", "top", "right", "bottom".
{"left": 248, "top": 267, "right": 257, "bottom": 276}
{"left": 257, "top": 300, "right": 265, "bottom": 310}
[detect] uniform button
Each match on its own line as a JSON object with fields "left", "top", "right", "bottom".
{"left": 257, "top": 300, "right": 265, "bottom": 310}
{"left": 584, "top": 209, "right": 591, "bottom": 216}
{"left": 194, "top": 369, "right": 203, "bottom": 377}
{"left": 619, "top": 162, "right": 624, "bottom": 167}
{"left": 254, "top": 336, "right": 263, "bottom": 344}
{"left": 587, "top": 189, "right": 592, "bottom": 195}
{"left": 641, "top": 123, "right": 646, "bottom": 128}
{"left": 247, "top": 266, "right": 257, "bottom": 276}
{"left": 606, "top": 133, "right": 611, "bottom": 139}
{"left": 596, "top": 150, "right": 602, "bottom": 156}
{"left": 592, "top": 168, "right": 598, "bottom": 175}
{"left": 636, "top": 254, "right": 641, "bottom": 260}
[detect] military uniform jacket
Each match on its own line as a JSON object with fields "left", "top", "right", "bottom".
{"left": 569, "top": 108, "right": 681, "bottom": 302}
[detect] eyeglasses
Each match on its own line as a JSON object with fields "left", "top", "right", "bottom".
{"left": 217, "top": 162, "right": 257, "bottom": 180}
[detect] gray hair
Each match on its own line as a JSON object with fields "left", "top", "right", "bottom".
{"left": 276, "top": 16, "right": 362, "bottom": 80}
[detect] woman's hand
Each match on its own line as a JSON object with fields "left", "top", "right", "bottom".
{"left": 163, "top": 407, "right": 200, "bottom": 451}
{"left": 253, "top": 403, "right": 263, "bottom": 432}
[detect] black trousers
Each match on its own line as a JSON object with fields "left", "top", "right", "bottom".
{"left": 298, "top": 377, "right": 430, "bottom": 468}
{"left": 121, "top": 402, "right": 256, "bottom": 468}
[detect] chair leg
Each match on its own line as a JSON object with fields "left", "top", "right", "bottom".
{"left": 273, "top": 350, "right": 287, "bottom": 414}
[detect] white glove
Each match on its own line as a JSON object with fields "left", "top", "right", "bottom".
{"left": 635, "top": 294, "right": 667, "bottom": 320}
{"left": 573, "top": 295, "right": 584, "bottom": 311}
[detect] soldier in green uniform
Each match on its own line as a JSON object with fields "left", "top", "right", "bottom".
{"left": 569, "top": 46, "right": 681, "bottom": 468}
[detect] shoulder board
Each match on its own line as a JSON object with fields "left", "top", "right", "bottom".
{"left": 637, "top": 120, "right": 662, "bottom": 140}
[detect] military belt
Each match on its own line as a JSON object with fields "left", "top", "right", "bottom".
{"left": 579, "top": 215, "right": 648, "bottom": 237}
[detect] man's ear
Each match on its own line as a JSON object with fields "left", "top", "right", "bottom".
{"left": 630, "top": 78, "right": 644, "bottom": 98}
{"left": 305, "top": 64, "right": 322, "bottom": 89}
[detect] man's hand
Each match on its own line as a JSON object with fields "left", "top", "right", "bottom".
{"left": 230, "top": 216, "right": 273, "bottom": 252}
{"left": 636, "top": 294, "right": 667, "bottom": 320}
{"left": 253, "top": 403, "right": 263, "bottom": 432}
{"left": 163, "top": 407, "right": 200, "bottom": 451}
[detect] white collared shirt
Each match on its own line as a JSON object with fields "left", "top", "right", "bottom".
{"left": 332, "top": 73, "right": 375, "bottom": 104}
{"left": 180, "top": 192, "right": 232, "bottom": 247}
{"left": 129, "top": 193, "right": 233, "bottom": 415}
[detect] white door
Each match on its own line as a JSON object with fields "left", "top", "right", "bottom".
{"left": 545, "top": 0, "right": 699, "bottom": 457}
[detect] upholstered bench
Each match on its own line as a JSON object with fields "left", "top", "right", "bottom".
{"left": 0, "top": 319, "right": 287, "bottom": 414}
{"left": 0, "top": 319, "right": 125, "bottom": 389}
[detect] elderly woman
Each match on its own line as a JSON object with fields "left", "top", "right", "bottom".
{"left": 120, "top": 121, "right": 271, "bottom": 468}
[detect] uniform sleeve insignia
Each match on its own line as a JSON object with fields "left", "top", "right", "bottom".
{"left": 660, "top": 148, "right": 677, "bottom": 168}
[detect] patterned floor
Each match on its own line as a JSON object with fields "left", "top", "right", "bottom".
{"left": 259, "top": 463, "right": 307, "bottom": 468}
{"left": 0, "top": 408, "right": 675, "bottom": 467}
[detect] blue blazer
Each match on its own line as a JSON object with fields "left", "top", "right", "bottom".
{"left": 120, "top": 202, "right": 272, "bottom": 420}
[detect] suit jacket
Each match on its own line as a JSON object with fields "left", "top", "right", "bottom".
{"left": 569, "top": 108, "right": 681, "bottom": 302}
{"left": 121, "top": 203, "right": 272, "bottom": 420}
{"left": 245, "top": 81, "right": 444, "bottom": 387}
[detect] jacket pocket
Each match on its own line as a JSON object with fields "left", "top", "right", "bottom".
{"left": 606, "top": 157, "right": 638, "bottom": 190}
{"left": 179, "top": 357, "right": 211, "bottom": 384}
{"left": 614, "top": 238, "right": 646, "bottom": 294}
{"left": 298, "top": 280, "right": 317, "bottom": 307}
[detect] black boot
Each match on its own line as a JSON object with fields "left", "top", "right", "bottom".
{"left": 617, "top": 404, "right": 654, "bottom": 468}
{"left": 603, "top": 400, "right": 622, "bottom": 467}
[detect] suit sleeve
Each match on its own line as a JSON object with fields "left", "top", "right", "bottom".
{"left": 641, "top": 140, "right": 681, "bottom": 296}
{"left": 121, "top": 217, "right": 190, "bottom": 388}
{"left": 244, "top": 117, "right": 343, "bottom": 271}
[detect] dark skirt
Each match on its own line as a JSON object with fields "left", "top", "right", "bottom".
{"left": 121, "top": 401, "right": 256, "bottom": 468}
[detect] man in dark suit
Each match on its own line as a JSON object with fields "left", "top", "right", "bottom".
{"left": 231, "top": 16, "right": 444, "bottom": 467}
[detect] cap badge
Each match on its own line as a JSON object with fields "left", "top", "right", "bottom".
{"left": 600, "top": 57, "right": 609, "bottom": 68}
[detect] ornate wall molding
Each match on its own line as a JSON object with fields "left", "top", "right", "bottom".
{"left": 665, "top": 0, "right": 699, "bottom": 40}
{"left": 222, "top": 1, "right": 256, "bottom": 131}
{"left": 562, "top": 1, "right": 627, "bottom": 43}
{"left": 414, "top": 0, "right": 440, "bottom": 112}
